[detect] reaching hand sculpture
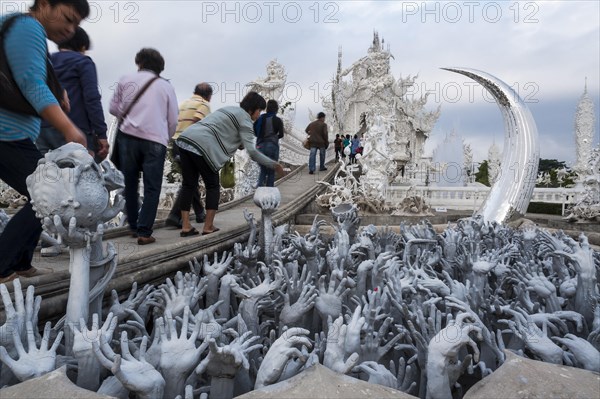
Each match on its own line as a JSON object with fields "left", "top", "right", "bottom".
{"left": 93, "top": 332, "right": 165, "bottom": 399}
{"left": 196, "top": 330, "right": 261, "bottom": 398}
{"left": 109, "top": 282, "right": 152, "bottom": 322}
{"left": 0, "top": 321, "right": 63, "bottom": 382}
{"left": 0, "top": 280, "right": 39, "bottom": 350}
{"left": 2, "top": 184, "right": 600, "bottom": 399}
{"left": 553, "top": 333, "right": 600, "bottom": 372}
{"left": 154, "top": 272, "right": 207, "bottom": 318}
{"left": 323, "top": 316, "right": 360, "bottom": 374}
{"left": 315, "top": 275, "right": 351, "bottom": 325}
{"left": 190, "top": 252, "right": 232, "bottom": 306}
{"left": 278, "top": 284, "right": 317, "bottom": 328}
{"left": 499, "top": 307, "right": 563, "bottom": 364}
{"left": 71, "top": 312, "right": 117, "bottom": 390}
{"left": 554, "top": 234, "right": 599, "bottom": 326}
{"left": 254, "top": 187, "right": 281, "bottom": 265}
{"left": 354, "top": 360, "right": 398, "bottom": 388}
{"left": 233, "top": 264, "right": 283, "bottom": 335}
{"left": 255, "top": 327, "right": 312, "bottom": 389}
{"left": 290, "top": 232, "right": 321, "bottom": 277}
{"left": 426, "top": 313, "right": 482, "bottom": 399}
{"left": 157, "top": 307, "right": 207, "bottom": 398}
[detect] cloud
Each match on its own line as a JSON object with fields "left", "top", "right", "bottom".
{"left": 47, "top": 0, "right": 598, "bottom": 164}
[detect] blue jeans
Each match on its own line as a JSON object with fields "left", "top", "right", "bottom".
{"left": 0, "top": 140, "right": 43, "bottom": 277}
{"left": 117, "top": 132, "right": 166, "bottom": 238}
{"left": 309, "top": 146, "right": 327, "bottom": 172}
{"left": 257, "top": 141, "right": 280, "bottom": 187}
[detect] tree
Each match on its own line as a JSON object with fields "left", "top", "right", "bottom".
{"left": 475, "top": 160, "right": 490, "bottom": 186}
{"left": 536, "top": 159, "right": 576, "bottom": 188}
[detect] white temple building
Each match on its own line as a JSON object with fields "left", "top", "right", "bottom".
{"left": 323, "top": 32, "right": 440, "bottom": 179}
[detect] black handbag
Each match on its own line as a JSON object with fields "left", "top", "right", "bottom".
{"left": 0, "top": 14, "right": 64, "bottom": 116}
{"left": 109, "top": 76, "right": 160, "bottom": 169}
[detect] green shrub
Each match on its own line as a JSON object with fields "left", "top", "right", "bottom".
{"left": 527, "top": 202, "right": 562, "bottom": 215}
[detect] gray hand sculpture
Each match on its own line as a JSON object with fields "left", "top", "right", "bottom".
{"left": 93, "top": 332, "right": 165, "bottom": 399}
{"left": 279, "top": 284, "right": 317, "bottom": 328}
{"left": 71, "top": 312, "right": 117, "bottom": 390}
{"left": 553, "top": 333, "right": 600, "bottom": 372}
{"left": 323, "top": 316, "right": 360, "bottom": 374}
{"left": 426, "top": 313, "right": 482, "bottom": 399}
{"left": 354, "top": 360, "right": 398, "bottom": 388}
{"left": 255, "top": 327, "right": 312, "bottom": 389}
{"left": 0, "top": 321, "right": 63, "bottom": 381}
{"left": 157, "top": 307, "right": 207, "bottom": 398}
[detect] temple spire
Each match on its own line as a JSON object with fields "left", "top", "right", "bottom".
{"left": 573, "top": 78, "right": 596, "bottom": 175}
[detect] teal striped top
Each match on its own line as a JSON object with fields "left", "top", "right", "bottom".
{"left": 0, "top": 14, "right": 58, "bottom": 142}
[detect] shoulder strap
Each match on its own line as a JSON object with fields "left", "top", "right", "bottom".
{"left": 0, "top": 14, "right": 22, "bottom": 38}
{"left": 118, "top": 75, "right": 160, "bottom": 125}
{"left": 1, "top": 14, "right": 64, "bottom": 112}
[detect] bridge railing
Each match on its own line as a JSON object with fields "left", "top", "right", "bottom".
{"left": 386, "top": 185, "right": 584, "bottom": 214}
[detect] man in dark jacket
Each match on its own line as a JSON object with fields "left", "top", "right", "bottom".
{"left": 255, "top": 99, "right": 284, "bottom": 187}
{"left": 305, "top": 112, "right": 329, "bottom": 174}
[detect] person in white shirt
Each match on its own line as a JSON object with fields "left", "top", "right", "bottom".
{"left": 110, "top": 48, "right": 178, "bottom": 245}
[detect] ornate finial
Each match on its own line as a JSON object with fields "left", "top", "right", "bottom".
{"left": 584, "top": 77, "right": 588, "bottom": 94}
{"left": 372, "top": 30, "right": 380, "bottom": 52}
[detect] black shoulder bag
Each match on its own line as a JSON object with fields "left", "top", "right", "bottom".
{"left": 0, "top": 14, "right": 64, "bottom": 116}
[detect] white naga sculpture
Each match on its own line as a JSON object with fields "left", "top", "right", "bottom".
{"left": 324, "top": 32, "right": 439, "bottom": 177}
{"left": 246, "top": 59, "right": 287, "bottom": 103}
{"left": 244, "top": 59, "right": 311, "bottom": 170}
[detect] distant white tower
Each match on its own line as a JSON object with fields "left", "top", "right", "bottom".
{"left": 488, "top": 142, "right": 501, "bottom": 185}
{"left": 431, "top": 131, "right": 465, "bottom": 187}
{"left": 574, "top": 79, "right": 596, "bottom": 175}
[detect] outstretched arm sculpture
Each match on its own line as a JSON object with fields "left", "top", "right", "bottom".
{"left": 93, "top": 332, "right": 165, "bottom": 399}
{"left": 0, "top": 321, "right": 63, "bottom": 382}
{"left": 426, "top": 313, "right": 482, "bottom": 399}
{"left": 255, "top": 327, "right": 312, "bottom": 389}
{"left": 71, "top": 312, "right": 117, "bottom": 391}
{"left": 196, "top": 330, "right": 262, "bottom": 398}
{"left": 254, "top": 187, "right": 282, "bottom": 265}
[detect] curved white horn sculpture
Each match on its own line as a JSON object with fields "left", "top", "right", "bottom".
{"left": 442, "top": 68, "right": 540, "bottom": 224}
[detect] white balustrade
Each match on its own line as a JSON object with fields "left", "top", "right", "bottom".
{"left": 386, "top": 186, "right": 585, "bottom": 213}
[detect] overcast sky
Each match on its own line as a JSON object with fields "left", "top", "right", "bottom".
{"left": 12, "top": 0, "right": 597, "bottom": 163}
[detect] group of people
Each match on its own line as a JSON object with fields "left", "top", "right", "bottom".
{"left": 0, "top": 0, "right": 284, "bottom": 284}
{"left": 334, "top": 133, "right": 362, "bottom": 164}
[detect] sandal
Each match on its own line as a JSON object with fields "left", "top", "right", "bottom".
{"left": 180, "top": 227, "right": 200, "bottom": 237}
{"left": 202, "top": 228, "right": 220, "bottom": 236}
